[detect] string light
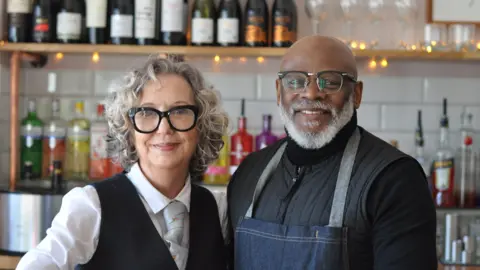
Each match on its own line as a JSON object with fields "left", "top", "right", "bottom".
{"left": 350, "top": 41, "right": 358, "bottom": 49}
{"left": 55, "top": 52, "right": 64, "bottom": 60}
{"left": 410, "top": 45, "right": 417, "bottom": 51}
{"left": 368, "top": 58, "right": 377, "bottom": 69}
{"left": 92, "top": 52, "right": 100, "bottom": 63}
{"left": 359, "top": 42, "right": 366, "bottom": 50}
{"left": 476, "top": 42, "right": 480, "bottom": 50}
{"left": 257, "top": 56, "right": 265, "bottom": 63}
{"left": 239, "top": 57, "right": 247, "bottom": 63}
{"left": 426, "top": 46, "right": 432, "bottom": 53}
{"left": 0, "top": 41, "right": 4, "bottom": 46}
{"left": 225, "top": 57, "right": 233, "bottom": 62}
{"left": 214, "top": 55, "right": 220, "bottom": 62}
{"left": 380, "top": 58, "right": 388, "bottom": 68}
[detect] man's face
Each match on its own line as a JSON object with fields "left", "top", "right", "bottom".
{"left": 276, "top": 58, "right": 363, "bottom": 149}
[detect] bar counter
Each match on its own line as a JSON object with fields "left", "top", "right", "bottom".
{"left": 0, "top": 255, "right": 479, "bottom": 270}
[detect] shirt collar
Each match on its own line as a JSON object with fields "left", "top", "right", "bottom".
{"left": 126, "top": 163, "right": 191, "bottom": 214}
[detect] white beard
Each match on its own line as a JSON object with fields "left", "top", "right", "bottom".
{"left": 278, "top": 94, "right": 355, "bottom": 149}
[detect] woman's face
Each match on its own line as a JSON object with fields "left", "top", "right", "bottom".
{"left": 132, "top": 74, "right": 199, "bottom": 172}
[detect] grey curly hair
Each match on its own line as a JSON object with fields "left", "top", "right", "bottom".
{"left": 104, "top": 56, "right": 229, "bottom": 176}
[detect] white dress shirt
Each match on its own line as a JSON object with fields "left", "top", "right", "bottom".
{"left": 16, "top": 163, "right": 229, "bottom": 270}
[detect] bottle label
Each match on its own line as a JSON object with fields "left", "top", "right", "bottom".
{"left": 434, "top": 158, "right": 454, "bottom": 191}
{"left": 205, "top": 165, "right": 228, "bottom": 176}
{"left": 67, "top": 128, "right": 90, "bottom": 141}
{"left": 217, "top": 18, "right": 239, "bottom": 44}
{"left": 110, "top": 14, "right": 133, "bottom": 38}
{"left": 90, "top": 126, "right": 108, "bottom": 159}
{"left": 191, "top": 18, "right": 213, "bottom": 43}
{"left": 273, "top": 14, "right": 296, "bottom": 43}
{"left": 21, "top": 125, "right": 42, "bottom": 137}
{"left": 161, "top": 0, "right": 184, "bottom": 32}
{"left": 33, "top": 16, "right": 49, "bottom": 33}
{"left": 7, "top": 0, "right": 31, "bottom": 13}
{"left": 135, "top": 0, "right": 156, "bottom": 38}
{"left": 86, "top": 0, "right": 107, "bottom": 28}
{"left": 57, "top": 12, "right": 82, "bottom": 40}
{"left": 245, "top": 13, "right": 266, "bottom": 43}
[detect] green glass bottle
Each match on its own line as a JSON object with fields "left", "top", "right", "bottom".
{"left": 20, "top": 99, "right": 44, "bottom": 179}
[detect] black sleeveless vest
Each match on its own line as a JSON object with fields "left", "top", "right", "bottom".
{"left": 77, "top": 174, "right": 228, "bottom": 270}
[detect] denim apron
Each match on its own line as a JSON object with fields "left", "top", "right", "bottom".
{"left": 234, "top": 128, "right": 361, "bottom": 270}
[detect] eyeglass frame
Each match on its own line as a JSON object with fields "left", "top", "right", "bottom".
{"left": 128, "top": 105, "right": 200, "bottom": 134}
{"left": 277, "top": 70, "right": 358, "bottom": 94}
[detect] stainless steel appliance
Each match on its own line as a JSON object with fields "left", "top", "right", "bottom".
{"left": 0, "top": 180, "right": 85, "bottom": 255}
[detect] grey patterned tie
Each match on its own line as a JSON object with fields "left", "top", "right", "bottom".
{"left": 163, "top": 200, "right": 187, "bottom": 267}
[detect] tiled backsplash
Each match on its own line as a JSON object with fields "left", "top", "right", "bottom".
{"left": 1, "top": 0, "right": 480, "bottom": 179}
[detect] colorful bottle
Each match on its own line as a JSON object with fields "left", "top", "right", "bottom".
{"left": 42, "top": 99, "right": 67, "bottom": 179}
{"left": 431, "top": 98, "right": 456, "bottom": 208}
{"left": 203, "top": 135, "right": 230, "bottom": 185}
{"left": 89, "top": 104, "right": 109, "bottom": 181}
{"left": 455, "top": 111, "right": 476, "bottom": 208}
{"left": 255, "top": 114, "right": 278, "bottom": 151}
{"left": 65, "top": 101, "right": 90, "bottom": 181}
{"left": 21, "top": 100, "right": 44, "bottom": 179}
{"left": 230, "top": 99, "right": 253, "bottom": 175}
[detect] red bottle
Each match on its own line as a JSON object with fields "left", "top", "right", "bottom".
{"left": 230, "top": 99, "right": 253, "bottom": 175}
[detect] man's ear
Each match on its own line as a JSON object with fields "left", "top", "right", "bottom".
{"left": 353, "top": 81, "right": 363, "bottom": 109}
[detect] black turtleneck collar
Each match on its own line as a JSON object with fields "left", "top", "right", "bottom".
{"left": 285, "top": 111, "right": 358, "bottom": 166}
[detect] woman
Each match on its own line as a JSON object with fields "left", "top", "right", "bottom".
{"left": 16, "top": 57, "right": 230, "bottom": 270}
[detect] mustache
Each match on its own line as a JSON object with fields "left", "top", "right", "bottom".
{"left": 290, "top": 100, "right": 334, "bottom": 112}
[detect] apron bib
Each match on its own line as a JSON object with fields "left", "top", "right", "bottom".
{"left": 234, "top": 128, "right": 361, "bottom": 270}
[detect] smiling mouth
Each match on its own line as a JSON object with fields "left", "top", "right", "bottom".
{"left": 295, "top": 109, "right": 330, "bottom": 115}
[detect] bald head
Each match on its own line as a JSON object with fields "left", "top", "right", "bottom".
{"left": 280, "top": 35, "right": 358, "bottom": 78}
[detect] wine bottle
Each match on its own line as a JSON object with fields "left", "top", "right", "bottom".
{"left": 85, "top": 0, "right": 108, "bottom": 44}
{"left": 135, "top": 0, "right": 160, "bottom": 45}
{"left": 271, "top": 0, "right": 297, "bottom": 47}
{"left": 191, "top": 0, "right": 216, "bottom": 46}
{"left": 31, "top": 0, "right": 54, "bottom": 43}
{"left": 160, "top": 0, "right": 187, "bottom": 45}
{"left": 244, "top": 0, "right": 268, "bottom": 47}
{"left": 216, "top": 0, "right": 241, "bottom": 46}
{"left": 56, "top": 0, "right": 85, "bottom": 43}
{"left": 0, "top": 0, "right": 8, "bottom": 40}
{"left": 110, "top": 0, "right": 134, "bottom": 44}
{"left": 7, "top": 0, "right": 33, "bottom": 42}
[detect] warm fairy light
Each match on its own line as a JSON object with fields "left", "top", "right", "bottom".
{"left": 380, "top": 58, "right": 388, "bottom": 68}
{"left": 225, "top": 57, "right": 233, "bottom": 62}
{"left": 55, "top": 53, "right": 64, "bottom": 60}
{"left": 92, "top": 52, "right": 100, "bottom": 63}
{"left": 350, "top": 41, "right": 358, "bottom": 49}
{"left": 426, "top": 46, "right": 432, "bottom": 53}
{"left": 0, "top": 41, "right": 4, "bottom": 46}
{"left": 368, "top": 59, "right": 377, "bottom": 69}
{"left": 359, "top": 42, "right": 366, "bottom": 50}
{"left": 476, "top": 42, "right": 480, "bottom": 50}
{"left": 214, "top": 55, "right": 220, "bottom": 62}
{"left": 411, "top": 45, "right": 417, "bottom": 51}
{"left": 239, "top": 57, "right": 247, "bottom": 63}
{"left": 257, "top": 56, "right": 265, "bottom": 63}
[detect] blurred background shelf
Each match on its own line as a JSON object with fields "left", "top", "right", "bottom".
{"left": 1, "top": 43, "right": 480, "bottom": 61}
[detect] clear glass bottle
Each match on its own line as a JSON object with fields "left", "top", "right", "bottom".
{"left": 65, "top": 101, "right": 90, "bottom": 181}
{"left": 455, "top": 111, "right": 476, "bottom": 208}
{"left": 42, "top": 99, "right": 67, "bottom": 179}
{"left": 20, "top": 99, "right": 44, "bottom": 179}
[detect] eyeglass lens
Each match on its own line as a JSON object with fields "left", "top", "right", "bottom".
{"left": 134, "top": 107, "right": 196, "bottom": 132}
{"left": 281, "top": 71, "right": 344, "bottom": 93}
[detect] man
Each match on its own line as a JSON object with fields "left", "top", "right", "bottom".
{"left": 227, "top": 35, "right": 437, "bottom": 270}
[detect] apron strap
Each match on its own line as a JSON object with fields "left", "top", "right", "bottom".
{"left": 328, "top": 127, "right": 361, "bottom": 228}
{"left": 245, "top": 142, "right": 287, "bottom": 218}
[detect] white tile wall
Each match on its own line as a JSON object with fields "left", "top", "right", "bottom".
{"left": 1, "top": 0, "right": 480, "bottom": 181}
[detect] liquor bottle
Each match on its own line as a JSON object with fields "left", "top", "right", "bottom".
{"left": 56, "top": 0, "right": 85, "bottom": 43}
{"left": 20, "top": 99, "right": 43, "bottom": 179}
{"left": 413, "top": 110, "right": 430, "bottom": 191}
{"left": 230, "top": 99, "right": 253, "bottom": 175}
{"left": 0, "top": 0, "right": 7, "bottom": 40}
{"left": 32, "top": 0, "right": 55, "bottom": 43}
{"left": 42, "top": 99, "right": 67, "bottom": 179}
{"left": 51, "top": 160, "right": 64, "bottom": 194}
{"left": 135, "top": 0, "right": 160, "bottom": 45}
{"left": 65, "top": 101, "right": 90, "bottom": 181}
{"left": 203, "top": 135, "right": 230, "bottom": 185}
{"left": 7, "top": 0, "right": 33, "bottom": 42}
{"left": 191, "top": 0, "right": 216, "bottom": 46}
{"left": 216, "top": 0, "right": 241, "bottom": 46}
{"left": 431, "top": 98, "right": 456, "bottom": 208}
{"left": 255, "top": 114, "right": 278, "bottom": 151}
{"left": 89, "top": 104, "right": 110, "bottom": 181}
{"left": 110, "top": 0, "right": 134, "bottom": 44}
{"left": 455, "top": 111, "right": 476, "bottom": 208}
{"left": 244, "top": 0, "right": 268, "bottom": 47}
{"left": 160, "top": 0, "right": 187, "bottom": 45}
{"left": 271, "top": 0, "right": 297, "bottom": 47}
{"left": 85, "top": 0, "right": 108, "bottom": 44}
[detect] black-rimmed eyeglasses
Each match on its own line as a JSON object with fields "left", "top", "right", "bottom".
{"left": 128, "top": 105, "right": 199, "bottom": 133}
{"left": 277, "top": 70, "right": 357, "bottom": 94}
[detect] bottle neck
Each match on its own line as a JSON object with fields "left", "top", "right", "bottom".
{"left": 238, "top": 117, "right": 246, "bottom": 132}
{"left": 262, "top": 117, "right": 271, "bottom": 133}
{"left": 439, "top": 126, "right": 450, "bottom": 147}
{"left": 415, "top": 145, "right": 424, "bottom": 158}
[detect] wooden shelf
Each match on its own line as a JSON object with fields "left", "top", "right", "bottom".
{"left": 0, "top": 43, "right": 479, "bottom": 60}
